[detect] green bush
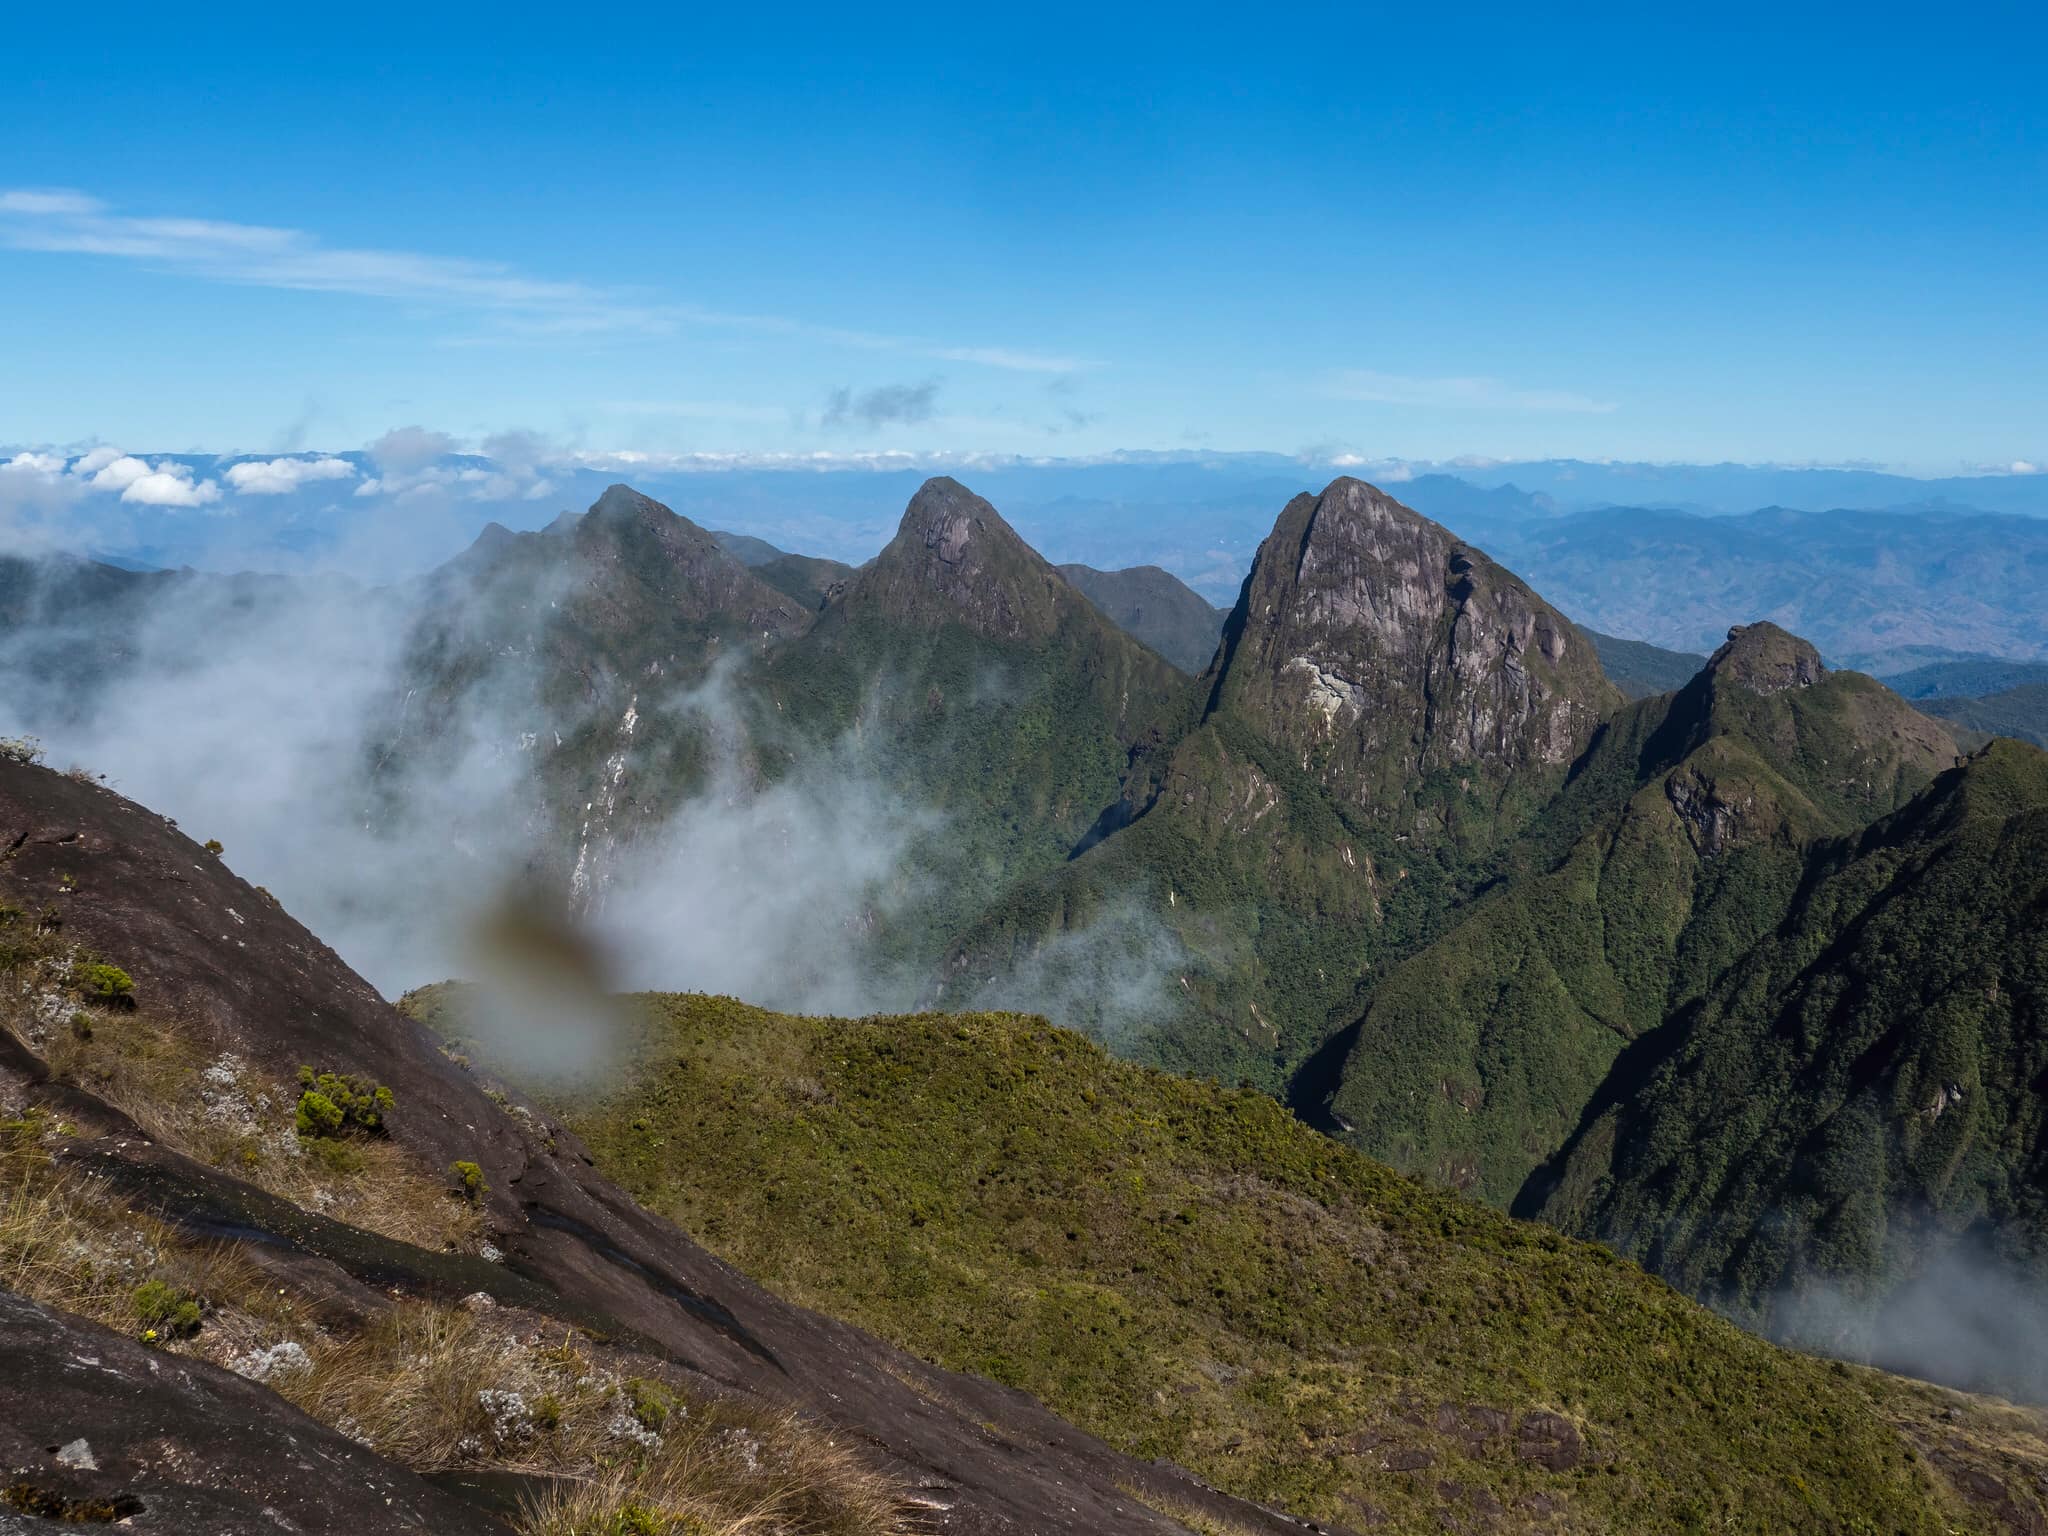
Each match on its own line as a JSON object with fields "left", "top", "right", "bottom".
{"left": 79, "top": 963, "right": 134, "bottom": 1005}
{"left": 202, "top": 838, "right": 224, "bottom": 856}
{"left": 293, "top": 1067, "right": 394, "bottom": 1138}
{"left": 295, "top": 1090, "right": 343, "bottom": 1137}
{"left": 132, "top": 1279, "right": 201, "bottom": 1339}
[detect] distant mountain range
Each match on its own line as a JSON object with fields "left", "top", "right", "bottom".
{"left": 18, "top": 446, "right": 2048, "bottom": 666}
{"left": 6, "top": 470, "right": 2047, "bottom": 1411}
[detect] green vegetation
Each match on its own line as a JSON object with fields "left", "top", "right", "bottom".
{"left": 295, "top": 1066, "right": 395, "bottom": 1138}
{"left": 1922, "top": 680, "right": 2048, "bottom": 748}
{"left": 416, "top": 983, "right": 2028, "bottom": 1533}
{"left": 132, "top": 1277, "right": 203, "bottom": 1338}
{"left": 449, "top": 1158, "right": 487, "bottom": 1203}
{"left": 1320, "top": 635, "right": 1961, "bottom": 1203}
{"left": 1057, "top": 561, "right": 1226, "bottom": 673}
{"left": 78, "top": 961, "right": 134, "bottom": 1004}
{"left": 1530, "top": 739, "right": 2048, "bottom": 1372}
{"left": 1580, "top": 626, "right": 1705, "bottom": 699}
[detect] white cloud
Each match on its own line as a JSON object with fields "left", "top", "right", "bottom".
{"left": 224, "top": 456, "right": 357, "bottom": 495}
{"left": 87, "top": 454, "right": 153, "bottom": 491}
{"left": 930, "top": 345, "right": 1100, "bottom": 374}
{"left": 3, "top": 451, "right": 66, "bottom": 477}
{"left": 1330, "top": 369, "right": 1616, "bottom": 415}
{"left": 70, "top": 446, "right": 125, "bottom": 476}
{"left": 115, "top": 461, "right": 223, "bottom": 507}
{"left": 0, "top": 189, "right": 103, "bottom": 215}
{"left": 0, "top": 187, "right": 1099, "bottom": 373}
{"left": 2011, "top": 460, "right": 2040, "bottom": 476}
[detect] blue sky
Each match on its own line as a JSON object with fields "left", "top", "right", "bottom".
{"left": 3, "top": 3, "right": 2043, "bottom": 471}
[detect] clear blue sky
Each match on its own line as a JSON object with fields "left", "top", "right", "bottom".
{"left": 3, "top": 3, "right": 2043, "bottom": 471}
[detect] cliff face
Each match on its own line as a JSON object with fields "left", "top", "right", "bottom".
{"left": 1205, "top": 478, "right": 1620, "bottom": 844}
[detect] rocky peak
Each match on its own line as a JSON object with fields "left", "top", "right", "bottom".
{"left": 1207, "top": 477, "right": 1618, "bottom": 834}
{"left": 569, "top": 485, "right": 811, "bottom": 637}
{"left": 1706, "top": 622, "right": 1826, "bottom": 695}
{"left": 839, "top": 476, "right": 1074, "bottom": 643}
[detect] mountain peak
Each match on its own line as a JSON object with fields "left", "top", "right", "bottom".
{"left": 1706, "top": 621, "right": 1826, "bottom": 695}
{"left": 1203, "top": 477, "right": 1619, "bottom": 841}
{"left": 530, "top": 483, "right": 811, "bottom": 638}
{"left": 894, "top": 475, "right": 1035, "bottom": 566}
{"left": 841, "top": 477, "right": 1071, "bottom": 643}
{"left": 590, "top": 481, "right": 666, "bottom": 522}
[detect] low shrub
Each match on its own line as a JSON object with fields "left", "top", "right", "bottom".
{"left": 295, "top": 1067, "right": 394, "bottom": 1138}
{"left": 132, "top": 1278, "right": 202, "bottom": 1339}
{"left": 79, "top": 963, "right": 134, "bottom": 1005}
{"left": 450, "top": 1159, "right": 487, "bottom": 1203}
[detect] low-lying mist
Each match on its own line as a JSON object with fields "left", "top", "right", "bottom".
{"left": 0, "top": 551, "right": 1186, "bottom": 1078}
{"left": 1772, "top": 1233, "right": 2048, "bottom": 1406}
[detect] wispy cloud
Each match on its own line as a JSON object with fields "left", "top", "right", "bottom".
{"left": 1329, "top": 368, "right": 1616, "bottom": 415}
{"left": 0, "top": 188, "right": 1101, "bottom": 373}
{"left": 822, "top": 380, "right": 940, "bottom": 430}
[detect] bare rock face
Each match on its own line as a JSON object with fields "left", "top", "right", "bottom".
{"left": 1207, "top": 478, "right": 1620, "bottom": 838}
{"left": 1706, "top": 622, "right": 1826, "bottom": 696}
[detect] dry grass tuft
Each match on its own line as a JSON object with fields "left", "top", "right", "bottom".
{"left": 3, "top": 927, "right": 479, "bottom": 1252}
{"left": 1115, "top": 1481, "right": 1272, "bottom": 1536}
{"left": 0, "top": 1114, "right": 286, "bottom": 1352}
{"left": 276, "top": 1301, "right": 911, "bottom": 1536}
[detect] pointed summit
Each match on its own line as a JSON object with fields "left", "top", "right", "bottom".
{"left": 1206, "top": 476, "right": 1620, "bottom": 840}
{"left": 566, "top": 484, "right": 811, "bottom": 637}
{"left": 837, "top": 476, "right": 1081, "bottom": 644}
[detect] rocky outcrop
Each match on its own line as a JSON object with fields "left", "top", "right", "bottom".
{"left": 1706, "top": 622, "right": 1825, "bottom": 696}
{"left": 1205, "top": 477, "right": 1620, "bottom": 838}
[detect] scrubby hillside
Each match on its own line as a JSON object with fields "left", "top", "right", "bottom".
{"left": 1313, "top": 623, "right": 1960, "bottom": 1203}
{"left": 412, "top": 983, "right": 2048, "bottom": 1535}
{"left": 1922, "top": 681, "right": 2048, "bottom": 748}
{"left": 1526, "top": 738, "right": 2048, "bottom": 1394}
